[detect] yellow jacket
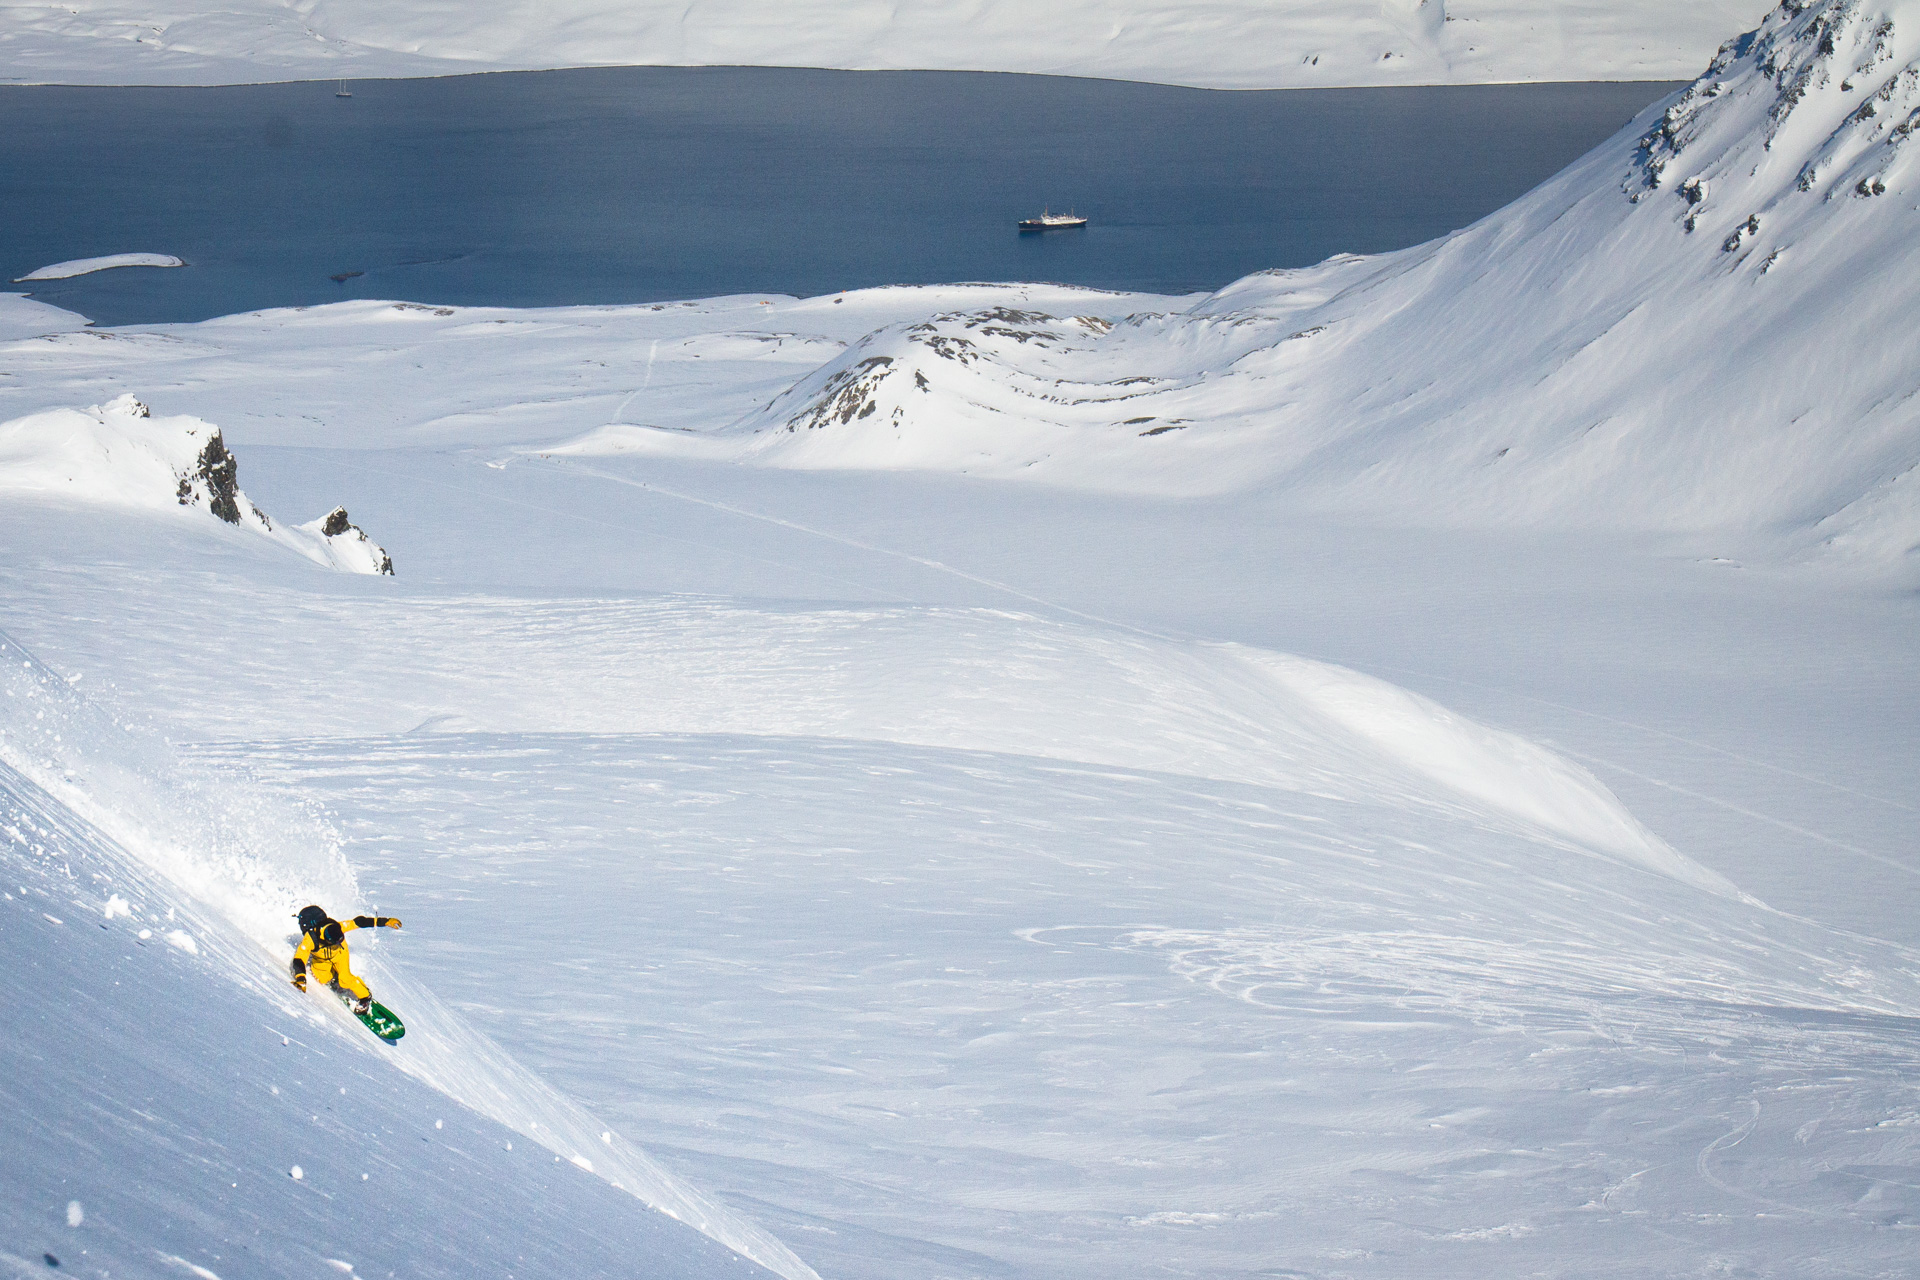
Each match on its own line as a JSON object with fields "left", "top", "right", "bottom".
{"left": 290, "top": 914, "right": 401, "bottom": 998}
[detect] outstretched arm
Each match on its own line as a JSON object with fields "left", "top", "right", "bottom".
{"left": 351, "top": 915, "right": 402, "bottom": 930}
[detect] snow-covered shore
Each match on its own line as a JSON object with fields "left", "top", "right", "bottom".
{"left": 0, "top": 0, "right": 1771, "bottom": 88}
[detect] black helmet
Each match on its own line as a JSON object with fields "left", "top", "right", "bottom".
{"left": 297, "top": 905, "right": 329, "bottom": 933}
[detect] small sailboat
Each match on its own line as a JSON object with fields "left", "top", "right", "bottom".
{"left": 335, "top": 79, "right": 352, "bottom": 98}
{"left": 1018, "top": 208, "right": 1088, "bottom": 231}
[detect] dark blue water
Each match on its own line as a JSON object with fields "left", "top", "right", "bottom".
{"left": 0, "top": 68, "right": 1679, "bottom": 326}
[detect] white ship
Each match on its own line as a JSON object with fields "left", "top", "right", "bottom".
{"left": 1018, "top": 208, "right": 1088, "bottom": 231}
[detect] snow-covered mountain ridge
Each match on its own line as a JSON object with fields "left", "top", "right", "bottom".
{"left": 0, "top": 393, "right": 393, "bottom": 573}
{"left": 688, "top": 0, "right": 1920, "bottom": 570}
{"left": 0, "top": 0, "right": 1769, "bottom": 88}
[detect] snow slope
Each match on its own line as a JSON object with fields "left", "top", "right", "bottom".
{"left": 0, "top": 0, "right": 1770, "bottom": 89}
{"left": 0, "top": 287, "right": 1183, "bottom": 452}
{"left": 2, "top": 321, "right": 1916, "bottom": 1271}
{"left": 0, "top": 636, "right": 813, "bottom": 1280}
{"left": 652, "top": 0, "right": 1920, "bottom": 571}
{"left": 0, "top": 796, "right": 778, "bottom": 1280}
{"left": 259, "top": 729, "right": 1920, "bottom": 1280}
{"left": 0, "top": 290, "right": 91, "bottom": 341}
{"left": 3, "top": 492, "right": 1917, "bottom": 1279}
{"left": 0, "top": 565, "right": 1732, "bottom": 896}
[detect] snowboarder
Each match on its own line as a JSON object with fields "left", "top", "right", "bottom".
{"left": 291, "top": 904, "right": 401, "bottom": 1015}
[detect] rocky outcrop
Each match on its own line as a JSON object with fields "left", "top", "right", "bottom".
{"left": 174, "top": 425, "right": 267, "bottom": 528}
{"left": 306, "top": 506, "right": 395, "bottom": 576}
{"left": 1630, "top": 0, "right": 1919, "bottom": 205}
{"left": 0, "top": 394, "right": 395, "bottom": 576}
{"left": 743, "top": 307, "right": 1153, "bottom": 454}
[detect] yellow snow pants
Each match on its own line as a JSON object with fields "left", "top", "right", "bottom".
{"left": 309, "top": 952, "right": 370, "bottom": 1000}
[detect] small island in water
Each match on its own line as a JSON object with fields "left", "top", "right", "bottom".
{"left": 15, "top": 252, "right": 185, "bottom": 282}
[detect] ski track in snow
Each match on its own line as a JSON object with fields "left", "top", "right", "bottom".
{"left": 192, "top": 730, "right": 1920, "bottom": 1279}
{"left": 542, "top": 459, "right": 1920, "bottom": 890}
{"left": 1548, "top": 741, "right": 1920, "bottom": 882}
{"left": 547, "top": 457, "right": 1181, "bottom": 642}
{"left": 547, "top": 459, "right": 1920, "bottom": 895}
{"left": 1368, "top": 661, "right": 1919, "bottom": 818}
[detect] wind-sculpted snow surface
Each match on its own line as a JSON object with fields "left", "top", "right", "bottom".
{"left": 0, "top": 0, "right": 1769, "bottom": 88}
{"left": 0, "top": 394, "right": 394, "bottom": 573}
{"left": 722, "top": 0, "right": 1920, "bottom": 569}
{"left": 218, "top": 729, "right": 1920, "bottom": 1280}
{"left": 6, "top": 523, "right": 1919, "bottom": 1277}
{"left": 0, "top": 569, "right": 1730, "bottom": 896}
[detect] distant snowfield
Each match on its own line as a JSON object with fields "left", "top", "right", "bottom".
{"left": 3, "top": 3, "right": 1918, "bottom": 1278}
{"left": 0, "top": 0, "right": 1771, "bottom": 88}
{"left": 14, "top": 252, "right": 184, "bottom": 281}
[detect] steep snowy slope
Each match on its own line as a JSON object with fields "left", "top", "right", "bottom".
{"left": 0, "top": 640, "right": 811, "bottom": 1280}
{"left": 0, "top": 0, "right": 1769, "bottom": 88}
{"left": 700, "top": 0, "right": 1920, "bottom": 569}
{"left": 3, "top": 288, "right": 1916, "bottom": 1279}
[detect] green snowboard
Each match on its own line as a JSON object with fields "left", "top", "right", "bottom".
{"left": 334, "top": 988, "right": 406, "bottom": 1041}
